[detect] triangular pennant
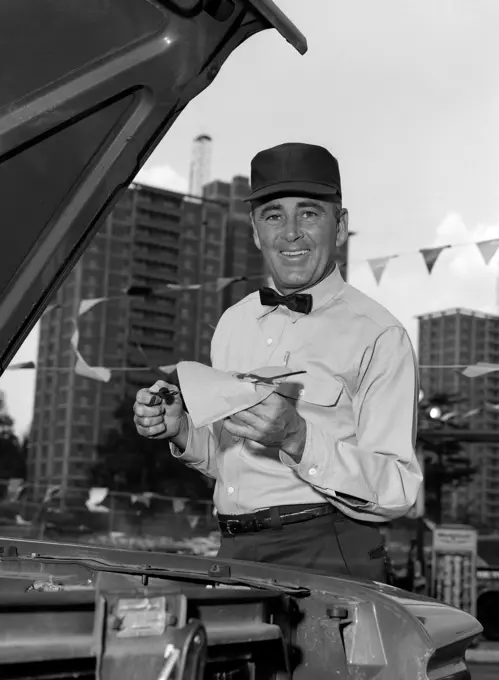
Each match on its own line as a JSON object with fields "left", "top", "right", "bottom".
{"left": 462, "top": 362, "right": 499, "bottom": 378}
{"left": 41, "top": 303, "right": 61, "bottom": 317}
{"left": 476, "top": 239, "right": 499, "bottom": 265}
{"left": 166, "top": 283, "right": 202, "bottom": 291}
{"left": 130, "top": 492, "right": 153, "bottom": 507}
{"left": 157, "top": 364, "right": 177, "bottom": 376}
{"left": 70, "top": 326, "right": 111, "bottom": 383}
{"left": 420, "top": 246, "right": 449, "bottom": 273}
{"left": 74, "top": 355, "right": 111, "bottom": 382}
{"left": 78, "top": 297, "right": 108, "bottom": 316}
{"left": 187, "top": 515, "right": 200, "bottom": 529}
{"left": 7, "top": 361, "right": 36, "bottom": 370}
{"left": 85, "top": 487, "right": 110, "bottom": 512}
{"left": 172, "top": 498, "right": 186, "bottom": 513}
{"left": 6, "top": 478, "right": 25, "bottom": 502}
{"left": 461, "top": 407, "right": 481, "bottom": 418}
{"left": 367, "top": 256, "right": 392, "bottom": 284}
{"left": 43, "top": 484, "right": 61, "bottom": 504}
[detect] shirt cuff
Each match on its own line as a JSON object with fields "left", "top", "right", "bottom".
{"left": 279, "top": 426, "right": 327, "bottom": 482}
{"left": 169, "top": 415, "right": 194, "bottom": 460}
{"left": 279, "top": 421, "right": 375, "bottom": 507}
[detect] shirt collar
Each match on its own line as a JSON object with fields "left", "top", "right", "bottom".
{"left": 256, "top": 265, "right": 345, "bottom": 320}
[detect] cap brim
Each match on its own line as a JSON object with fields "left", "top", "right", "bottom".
{"left": 244, "top": 181, "right": 340, "bottom": 202}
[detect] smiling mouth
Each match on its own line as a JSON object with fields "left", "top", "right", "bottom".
{"left": 279, "top": 249, "right": 310, "bottom": 257}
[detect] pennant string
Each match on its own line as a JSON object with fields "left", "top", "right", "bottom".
{"left": 11, "top": 244, "right": 499, "bottom": 383}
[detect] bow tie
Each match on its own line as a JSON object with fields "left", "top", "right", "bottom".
{"left": 259, "top": 287, "right": 313, "bottom": 314}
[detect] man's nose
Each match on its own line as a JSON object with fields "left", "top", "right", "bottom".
{"left": 283, "top": 215, "right": 302, "bottom": 241}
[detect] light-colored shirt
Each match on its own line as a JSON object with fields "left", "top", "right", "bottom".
{"left": 171, "top": 267, "right": 422, "bottom": 522}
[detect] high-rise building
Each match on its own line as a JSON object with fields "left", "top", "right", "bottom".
{"left": 175, "top": 191, "right": 228, "bottom": 364}
{"left": 203, "top": 175, "right": 267, "bottom": 310}
{"left": 188, "top": 134, "right": 212, "bottom": 199}
{"left": 29, "top": 183, "right": 227, "bottom": 499}
{"left": 418, "top": 308, "right": 499, "bottom": 526}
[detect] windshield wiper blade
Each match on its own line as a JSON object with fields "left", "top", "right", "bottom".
{"left": 5, "top": 552, "right": 310, "bottom": 597}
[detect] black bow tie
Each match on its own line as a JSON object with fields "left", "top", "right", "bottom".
{"left": 259, "top": 287, "right": 313, "bottom": 314}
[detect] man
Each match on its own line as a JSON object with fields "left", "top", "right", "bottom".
{"left": 133, "top": 142, "right": 422, "bottom": 581}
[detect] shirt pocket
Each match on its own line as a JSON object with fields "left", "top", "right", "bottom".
{"left": 275, "top": 373, "right": 344, "bottom": 407}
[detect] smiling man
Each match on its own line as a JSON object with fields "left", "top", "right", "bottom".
{"left": 133, "top": 142, "right": 423, "bottom": 581}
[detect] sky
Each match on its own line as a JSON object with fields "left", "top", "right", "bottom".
{"left": 2, "top": 0, "right": 499, "bottom": 436}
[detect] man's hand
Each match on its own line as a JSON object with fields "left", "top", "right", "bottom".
{"left": 223, "top": 392, "right": 307, "bottom": 461}
{"left": 133, "top": 380, "right": 187, "bottom": 441}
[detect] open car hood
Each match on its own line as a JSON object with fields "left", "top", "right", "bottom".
{"left": 0, "top": 0, "right": 306, "bottom": 373}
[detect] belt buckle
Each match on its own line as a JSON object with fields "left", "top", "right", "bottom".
{"left": 225, "top": 519, "right": 240, "bottom": 536}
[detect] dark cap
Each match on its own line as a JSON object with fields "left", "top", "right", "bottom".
{"left": 245, "top": 142, "right": 341, "bottom": 203}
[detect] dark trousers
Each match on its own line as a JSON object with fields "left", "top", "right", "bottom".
{"left": 217, "top": 509, "right": 388, "bottom": 582}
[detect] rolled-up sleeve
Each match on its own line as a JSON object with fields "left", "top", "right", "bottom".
{"left": 280, "top": 326, "right": 422, "bottom": 522}
{"left": 168, "top": 323, "right": 225, "bottom": 480}
{"left": 170, "top": 415, "right": 219, "bottom": 480}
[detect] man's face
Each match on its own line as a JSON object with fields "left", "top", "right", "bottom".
{"left": 251, "top": 195, "right": 348, "bottom": 294}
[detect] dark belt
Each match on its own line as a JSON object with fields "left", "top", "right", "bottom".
{"left": 218, "top": 503, "right": 336, "bottom": 536}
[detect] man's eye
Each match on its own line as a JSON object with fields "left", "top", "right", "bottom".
{"left": 301, "top": 210, "right": 318, "bottom": 219}
{"left": 265, "top": 213, "right": 282, "bottom": 221}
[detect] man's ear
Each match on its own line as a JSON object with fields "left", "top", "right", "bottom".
{"left": 251, "top": 215, "right": 261, "bottom": 251}
{"left": 336, "top": 208, "right": 349, "bottom": 247}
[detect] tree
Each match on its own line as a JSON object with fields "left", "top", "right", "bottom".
{"left": 89, "top": 400, "right": 213, "bottom": 500}
{"left": 418, "top": 391, "right": 476, "bottom": 524}
{"left": 0, "top": 391, "right": 26, "bottom": 481}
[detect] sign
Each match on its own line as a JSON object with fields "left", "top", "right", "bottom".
{"left": 477, "top": 569, "right": 499, "bottom": 581}
{"left": 431, "top": 525, "right": 477, "bottom": 617}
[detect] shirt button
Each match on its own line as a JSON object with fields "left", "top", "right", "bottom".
{"left": 266, "top": 338, "right": 273, "bottom": 345}
{"left": 227, "top": 486, "right": 235, "bottom": 495}
{"left": 233, "top": 436, "right": 240, "bottom": 442}
{"left": 309, "top": 468, "right": 317, "bottom": 476}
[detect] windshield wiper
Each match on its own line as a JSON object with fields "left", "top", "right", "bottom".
{"left": 0, "top": 544, "right": 310, "bottom": 597}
